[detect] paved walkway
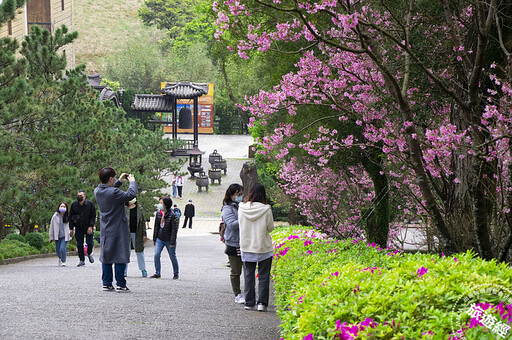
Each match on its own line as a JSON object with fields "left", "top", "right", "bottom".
{"left": 0, "top": 134, "right": 283, "bottom": 340}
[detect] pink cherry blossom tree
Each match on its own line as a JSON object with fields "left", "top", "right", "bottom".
{"left": 215, "top": 0, "right": 512, "bottom": 260}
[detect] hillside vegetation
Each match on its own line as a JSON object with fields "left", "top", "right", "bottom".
{"left": 73, "top": 0, "right": 164, "bottom": 73}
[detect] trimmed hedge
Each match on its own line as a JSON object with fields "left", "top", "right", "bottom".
{"left": 0, "top": 239, "right": 40, "bottom": 260}
{"left": 25, "top": 232, "right": 45, "bottom": 250}
{"left": 271, "top": 226, "right": 512, "bottom": 339}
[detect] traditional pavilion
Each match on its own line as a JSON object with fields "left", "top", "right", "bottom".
{"left": 131, "top": 82, "right": 209, "bottom": 162}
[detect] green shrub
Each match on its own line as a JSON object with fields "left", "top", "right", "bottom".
{"left": 271, "top": 226, "right": 512, "bottom": 339}
{"left": 25, "top": 232, "right": 45, "bottom": 250}
{"left": 4, "top": 233, "right": 26, "bottom": 243}
{"left": 94, "top": 230, "right": 100, "bottom": 244}
{"left": 0, "top": 239, "right": 40, "bottom": 259}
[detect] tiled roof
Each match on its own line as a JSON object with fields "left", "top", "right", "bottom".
{"left": 87, "top": 74, "right": 104, "bottom": 91}
{"left": 161, "top": 82, "right": 209, "bottom": 98}
{"left": 131, "top": 94, "right": 173, "bottom": 112}
{"left": 99, "top": 88, "right": 120, "bottom": 107}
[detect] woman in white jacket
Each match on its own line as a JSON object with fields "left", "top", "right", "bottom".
{"left": 49, "top": 202, "right": 73, "bottom": 266}
{"left": 238, "top": 183, "right": 274, "bottom": 312}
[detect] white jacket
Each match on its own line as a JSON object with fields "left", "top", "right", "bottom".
{"left": 238, "top": 202, "right": 274, "bottom": 253}
{"left": 49, "top": 212, "right": 72, "bottom": 242}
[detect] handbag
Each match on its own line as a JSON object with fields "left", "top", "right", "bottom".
{"left": 224, "top": 245, "right": 240, "bottom": 257}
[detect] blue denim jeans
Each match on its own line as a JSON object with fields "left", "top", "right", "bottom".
{"left": 172, "top": 185, "right": 177, "bottom": 198}
{"left": 154, "top": 238, "right": 179, "bottom": 276}
{"left": 55, "top": 238, "right": 68, "bottom": 263}
{"left": 126, "top": 233, "right": 146, "bottom": 275}
{"left": 102, "top": 263, "right": 127, "bottom": 288}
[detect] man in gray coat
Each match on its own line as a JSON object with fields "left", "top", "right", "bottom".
{"left": 94, "top": 167, "right": 138, "bottom": 293}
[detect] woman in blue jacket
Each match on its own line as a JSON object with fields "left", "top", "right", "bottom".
{"left": 221, "top": 183, "right": 244, "bottom": 304}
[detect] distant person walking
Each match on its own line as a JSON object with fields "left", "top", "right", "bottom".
{"left": 172, "top": 204, "right": 181, "bottom": 221}
{"left": 221, "top": 183, "right": 245, "bottom": 304}
{"left": 70, "top": 190, "right": 96, "bottom": 267}
{"left": 49, "top": 202, "right": 73, "bottom": 267}
{"left": 238, "top": 183, "right": 274, "bottom": 312}
{"left": 125, "top": 198, "right": 148, "bottom": 278}
{"left": 175, "top": 174, "right": 184, "bottom": 199}
{"left": 182, "top": 200, "right": 195, "bottom": 229}
{"left": 171, "top": 172, "right": 178, "bottom": 198}
{"left": 151, "top": 197, "right": 179, "bottom": 279}
{"left": 94, "top": 168, "right": 137, "bottom": 293}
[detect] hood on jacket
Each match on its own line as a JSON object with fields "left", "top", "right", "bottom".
{"left": 238, "top": 202, "right": 271, "bottom": 221}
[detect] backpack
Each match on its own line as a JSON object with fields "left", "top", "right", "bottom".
{"left": 173, "top": 208, "right": 181, "bottom": 220}
{"left": 219, "top": 221, "right": 226, "bottom": 242}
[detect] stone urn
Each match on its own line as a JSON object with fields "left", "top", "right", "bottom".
{"left": 187, "top": 162, "right": 203, "bottom": 178}
{"left": 213, "top": 158, "right": 227, "bottom": 175}
{"left": 195, "top": 171, "right": 209, "bottom": 192}
{"left": 208, "top": 149, "right": 222, "bottom": 168}
{"left": 208, "top": 168, "right": 222, "bottom": 185}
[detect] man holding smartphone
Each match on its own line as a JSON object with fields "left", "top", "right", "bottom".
{"left": 94, "top": 168, "right": 137, "bottom": 293}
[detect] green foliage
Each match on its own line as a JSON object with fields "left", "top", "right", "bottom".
{"left": 4, "top": 233, "right": 26, "bottom": 243}
{"left": 272, "top": 226, "right": 512, "bottom": 339}
{"left": 25, "top": 232, "right": 45, "bottom": 250}
{"left": 1, "top": 24, "right": 180, "bottom": 236}
{"left": 100, "top": 78, "right": 120, "bottom": 91}
{"left": 138, "top": 0, "right": 199, "bottom": 35}
{"left": 0, "top": 239, "right": 39, "bottom": 259}
{"left": 104, "top": 36, "right": 167, "bottom": 93}
{"left": 0, "top": 0, "right": 27, "bottom": 25}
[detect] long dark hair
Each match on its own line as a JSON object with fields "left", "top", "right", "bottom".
{"left": 222, "top": 183, "right": 243, "bottom": 206}
{"left": 244, "top": 183, "right": 267, "bottom": 204}
{"left": 57, "top": 202, "right": 69, "bottom": 223}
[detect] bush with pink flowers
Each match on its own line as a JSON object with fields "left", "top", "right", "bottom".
{"left": 272, "top": 227, "right": 512, "bottom": 339}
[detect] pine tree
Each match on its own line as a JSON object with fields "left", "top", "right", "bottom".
{"left": 2, "top": 24, "right": 180, "bottom": 236}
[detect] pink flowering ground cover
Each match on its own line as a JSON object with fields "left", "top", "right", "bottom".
{"left": 271, "top": 227, "right": 512, "bottom": 339}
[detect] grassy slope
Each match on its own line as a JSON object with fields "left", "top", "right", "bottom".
{"left": 73, "top": 0, "right": 164, "bottom": 73}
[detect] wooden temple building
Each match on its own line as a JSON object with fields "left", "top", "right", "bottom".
{"left": 131, "top": 82, "right": 211, "bottom": 157}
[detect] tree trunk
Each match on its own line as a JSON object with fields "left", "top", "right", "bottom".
{"left": 0, "top": 211, "right": 4, "bottom": 243}
{"left": 219, "top": 57, "right": 250, "bottom": 125}
{"left": 239, "top": 161, "right": 258, "bottom": 198}
{"left": 361, "top": 151, "right": 389, "bottom": 248}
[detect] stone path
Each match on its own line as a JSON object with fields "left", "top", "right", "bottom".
{"left": 0, "top": 134, "right": 283, "bottom": 340}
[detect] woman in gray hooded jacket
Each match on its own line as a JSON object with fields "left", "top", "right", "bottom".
{"left": 221, "top": 183, "right": 245, "bottom": 304}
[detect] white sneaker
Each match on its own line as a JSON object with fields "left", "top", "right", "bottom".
{"left": 257, "top": 303, "right": 267, "bottom": 312}
{"left": 61, "top": 262, "right": 66, "bottom": 267}
{"left": 58, "top": 259, "right": 62, "bottom": 266}
{"left": 234, "top": 294, "right": 245, "bottom": 304}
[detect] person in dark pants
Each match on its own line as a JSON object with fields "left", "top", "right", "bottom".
{"left": 182, "top": 200, "right": 195, "bottom": 229}
{"left": 70, "top": 190, "right": 96, "bottom": 267}
{"left": 151, "top": 197, "right": 179, "bottom": 279}
{"left": 94, "top": 168, "right": 137, "bottom": 292}
{"left": 238, "top": 183, "right": 274, "bottom": 312}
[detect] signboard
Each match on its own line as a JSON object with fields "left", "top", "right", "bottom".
{"left": 160, "top": 83, "right": 214, "bottom": 134}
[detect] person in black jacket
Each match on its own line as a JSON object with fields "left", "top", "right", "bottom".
{"left": 182, "top": 200, "right": 195, "bottom": 229}
{"left": 70, "top": 190, "right": 96, "bottom": 267}
{"left": 151, "top": 197, "right": 179, "bottom": 279}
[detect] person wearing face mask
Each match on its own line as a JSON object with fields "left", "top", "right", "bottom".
{"left": 94, "top": 168, "right": 137, "bottom": 292}
{"left": 49, "top": 202, "right": 73, "bottom": 266}
{"left": 151, "top": 197, "right": 179, "bottom": 279}
{"left": 221, "top": 184, "right": 245, "bottom": 304}
{"left": 125, "top": 198, "right": 148, "bottom": 278}
{"left": 69, "top": 190, "right": 96, "bottom": 267}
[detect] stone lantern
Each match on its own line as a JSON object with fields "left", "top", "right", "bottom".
{"left": 187, "top": 145, "right": 203, "bottom": 178}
